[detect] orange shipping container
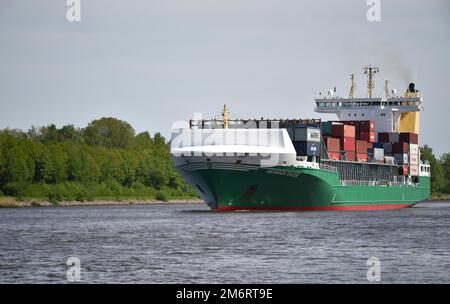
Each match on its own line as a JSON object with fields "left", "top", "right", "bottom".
{"left": 325, "top": 137, "right": 340, "bottom": 152}
{"left": 328, "top": 152, "right": 340, "bottom": 160}
{"left": 345, "top": 151, "right": 356, "bottom": 161}
{"left": 332, "top": 124, "right": 356, "bottom": 138}
{"left": 356, "top": 140, "right": 367, "bottom": 154}
{"left": 357, "top": 153, "right": 368, "bottom": 162}
{"left": 340, "top": 137, "right": 356, "bottom": 151}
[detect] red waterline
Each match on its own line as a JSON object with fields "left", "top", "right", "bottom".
{"left": 215, "top": 204, "right": 413, "bottom": 212}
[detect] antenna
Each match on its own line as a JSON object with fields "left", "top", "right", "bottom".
{"left": 384, "top": 79, "right": 390, "bottom": 99}
{"left": 348, "top": 74, "right": 356, "bottom": 98}
{"left": 363, "top": 65, "right": 379, "bottom": 98}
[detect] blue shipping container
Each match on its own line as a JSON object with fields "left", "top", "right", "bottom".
{"left": 294, "top": 141, "right": 321, "bottom": 156}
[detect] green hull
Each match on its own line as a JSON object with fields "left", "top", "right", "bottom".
{"left": 177, "top": 162, "right": 431, "bottom": 211}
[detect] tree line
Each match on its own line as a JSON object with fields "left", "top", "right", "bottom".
{"left": 420, "top": 145, "right": 450, "bottom": 196}
{"left": 0, "top": 117, "right": 196, "bottom": 203}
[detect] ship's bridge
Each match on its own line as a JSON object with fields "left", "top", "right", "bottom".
{"left": 314, "top": 66, "right": 423, "bottom": 134}
{"left": 315, "top": 97, "right": 422, "bottom": 113}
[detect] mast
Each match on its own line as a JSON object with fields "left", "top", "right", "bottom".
{"left": 348, "top": 74, "right": 356, "bottom": 99}
{"left": 363, "top": 65, "right": 379, "bottom": 98}
{"left": 384, "top": 79, "right": 390, "bottom": 99}
{"left": 222, "top": 104, "right": 229, "bottom": 129}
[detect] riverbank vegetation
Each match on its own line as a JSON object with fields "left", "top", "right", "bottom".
{"left": 420, "top": 145, "right": 450, "bottom": 197}
{"left": 0, "top": 118, "right": 197, "bottom": 203}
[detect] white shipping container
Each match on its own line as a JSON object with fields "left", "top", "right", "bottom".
{"left": 409, "top": 144, "right": 419, "bottom": 155}
{"left": 410, "top": 164, "right": 419, "bottom": 176}
{"left": 294, "top": 127, "right": 321, "bottom": 142}
{"left": 384, "top": 156, "right": 395, "bottom": 165}
{"left": 410, "top": 153, "right": 419, "bottom": 165}
{"left": 394, "top": 153, "right": 409, "bottom": 164}
{"left": 371, "top": 148, "right": 384, "bottom": 161}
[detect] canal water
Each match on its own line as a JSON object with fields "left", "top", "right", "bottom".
{"left": 0, "top": 201, "right": 449, "bottom": 283}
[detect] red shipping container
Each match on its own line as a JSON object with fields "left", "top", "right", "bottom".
{"left": 328, "top": 152, "right": 340, "bottom": 160}
{"left": 399, "top": 164, "right": 409, "bottom": 176}
{"left": 359, "top": 132, "right": 375, "bottom": 143}
{"left": 399, "top": 132, "right": 419, "bottom": 144}
{"left": 366, "top": 142, "right": 373, "bottom": 149}
{"left": 392, "top": 142, "right": 409, "bottom": 154}
{"left": 359, "top": 120, "right": 375, "bottom": 132}
{"left": 340, "top": 137, "right": 355, "bottom": 151}
{"left": 332, "top": 124, "right": 355, "bottom": 138}
{"left": 356, "top": 140, "right": 367, "bottom": 154}
{"left": 378, "top": 132, "right": 389, "bottom": 143}
{"left": 325, "top": 137, "right": 340, "bottom": 152}
{"left": 357, "top": 153, "right": 368, "bottom": 162}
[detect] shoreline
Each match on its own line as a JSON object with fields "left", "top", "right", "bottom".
{"left": 0, "top": 198, "right": 203, "bottom": 208}
{"left": 1, "top": 197, "right": 449, "bottom": 208}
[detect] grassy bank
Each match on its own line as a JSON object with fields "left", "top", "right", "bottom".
{"left": 0, "top": 195, "right": 202, "bottom": 208}
{"left": 430, "top": 193, "right": 450, "bottom": 201}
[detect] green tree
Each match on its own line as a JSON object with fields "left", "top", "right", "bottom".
{"left": 421, "top": 145, "right": 445, "bottom": 194}
{"left": 440, "top": 153, "right": 450, "bottom": 193}
{"left": 83, "top": 117, "right": 135, "bottom": 148}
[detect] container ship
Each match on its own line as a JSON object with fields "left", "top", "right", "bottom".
{"left": 170, "top": 66, "right": 431, "bottom": 211}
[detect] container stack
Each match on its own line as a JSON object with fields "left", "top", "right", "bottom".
{"left": 332, "top": 124, "right": 356, "bottom": 161}
{"left": 325, "top": 137, "right": 340, "bottom": 160}
{"left": 293, "top": 125, "right": 321, "bottom": 157}
{"left": 378, "top": 131, "right": 419, "bottom": 176}
{"left": 321, "top": 120, "right": 420, "bottom": 177}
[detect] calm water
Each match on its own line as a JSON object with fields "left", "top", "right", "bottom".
{"left": 0, "top": 201, "right": 449, "bottom": 283}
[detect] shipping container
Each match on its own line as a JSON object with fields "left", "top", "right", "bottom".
{"left": 359, "top": 120, "right": 376, "bottom": 132}
{"left": 344, "top": 121, "right": 360, "bottom": 135}
{"left": 384, "top": 156, "right": 395, "bottom": 165}
{"left": 382, "top": 143, "right": 393, "bottom": 154}
{"left": 410, "top": 164, "right": 419, "bottom": 176}
{"left": 399, "top": 164, "right": 409, "bottom": 176}
{"left": 344, "top": 151, "right": 356, "bottom": 161}
{"left": 327, "top": 151, "right": 340, "bottom": 160}
{"left": 340, "top": 137, "right": 356, "bottom": 151}
{"left": 399, "top": 132, "right": 419, "bottom": 144}
{"left": 368, "top": 148, "right": 384, "bottom": 161}
{"left": 356, "top": 153, "right": 368, "bottom": 162}
{"left": 388, "top": 132, "right": 400, "bottom": 143}
{"left": 359, "top": 131, "right": 375, "bottom": 143}
{"left": 325, "top": 137, "right": 340, "bottom": 152}
{"left": 392, "top": 142, "right": 409, "bottom": 154}
{"left": 394, "top": 153, "right": 409, "bottom": 165}
{"left": 294, "top": 126, "right": 321, "bottom": 142}
{"left": 356, "top": 140, "right": 367, "bottom": 154}
{"left": 332, "top": 124, "right": 356, "bottom": 138}
{"left": 366, "top": 142, "right": 374, "bottom": 149}
{"left": 373, "top": 142, "right": 383, "bottom": 149}
{"left": 378, "top": 132, "right": 390, "bottom": 143}
{"left": 409, "top": 153, "right": 419, "bottom": 165}
{"left": 409, "top": 143, "right": 419, "bottom": 155}
{"left": 321, "top": 121, "right": 342, "bottom": 137}
{"left": 294, "top": 141, "right": 321, "bottom": 156}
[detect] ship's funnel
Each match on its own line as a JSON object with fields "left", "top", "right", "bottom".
{"left": 408, "top": 83, "right": 416, "bottom": 93}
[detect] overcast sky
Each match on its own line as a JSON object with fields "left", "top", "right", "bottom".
{"left": 1, "top": 0, "right": 449, "bottom": 155}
